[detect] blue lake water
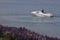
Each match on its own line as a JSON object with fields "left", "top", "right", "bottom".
{"left": 0, "top": 0, "right": 60, "bottom": 38}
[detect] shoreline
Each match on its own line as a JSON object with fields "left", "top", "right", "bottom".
{"left": 0, "top": 25, "right": 60, "bottom": 40}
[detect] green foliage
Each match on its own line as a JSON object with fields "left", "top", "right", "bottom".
{"left": 0, "top": 31, "right": 3, "bottom": 37}
{"left": 10, "top": 36, "right": 15, "bottom": 40}
{"left": 0, "top": 35, "right": 15, "bottom": 40}
{"left": 0, "top": 37, "right": 10, "bottom": 40}
{"left": 0, "top": 36, "right": 16, "bottom": 40}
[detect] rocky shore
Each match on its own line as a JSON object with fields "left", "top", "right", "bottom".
{"left": 0, "top": 25, "right": 60, "bottom": 40}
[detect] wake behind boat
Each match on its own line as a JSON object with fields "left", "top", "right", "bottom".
{"left": 31, "top": 10, "right": 53, "bottom": 17}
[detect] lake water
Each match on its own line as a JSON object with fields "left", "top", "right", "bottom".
{"left": 0, "top": 0, "right": 60, "bottom": 38}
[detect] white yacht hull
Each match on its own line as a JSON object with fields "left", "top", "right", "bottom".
{"left": 31, "top": 11, "right": 53, "bottom": 17}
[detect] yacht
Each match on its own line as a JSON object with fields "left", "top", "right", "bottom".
{"left": 31, "top": 11, "right": 53, "bottom": 17}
